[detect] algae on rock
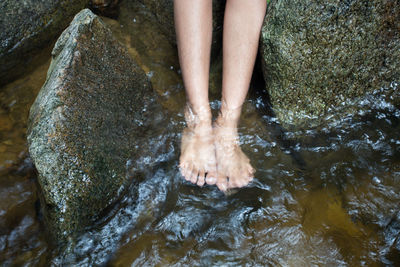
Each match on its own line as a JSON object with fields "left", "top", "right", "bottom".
{"left": 260, "top": 0, "right": 400, "bottom": 127}
{"left": 27, "top": 9, "right": 160, "bottom": 241}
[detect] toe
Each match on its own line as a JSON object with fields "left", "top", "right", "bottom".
{"left": 181, "top": 167, "right": 188, "bottom": 181}
{"left": 247, "top": 170, "right": 254, "bottom": 180}
{"left": 197, "top": 170, "right": 206, "bottom": 187}
{"left": 228, "top": 173, "right": 249, "bottom": 189}
{"left": 216, "top": 173, "right": 228, "bottom": 192}
{"left": 205, "top": 171, "right": 217, "bottom": 185}
{"left": 179, "top": 165, "right": 185, "bottom": 178}
{"left": 183, "top": 164, "right": 193, "bottom": 181}
{"left": 179, "top": 160, "right": 186, "bottom": 169}
{"left": 240, "top": 178, "right": 250, "bottom": 187}
{"left": 189, "top": 169, "right": 198, "bottom": 184}
{"left": 247, "top": 174, "right": 254, "bottom": 183}
{"left": 226, "top": 170, "right": 239, "bottom": 188}
{"left": 217, "top": 181, "right": 228, "bottom": 192}
{"left": 248, "top": 165, "right": 255, "bottom": 175}
{"left": 234, "top": 180, "right": 248, "bottom": 188}
{"left": 228, "top": 178, "right": 240, "bottom": 189}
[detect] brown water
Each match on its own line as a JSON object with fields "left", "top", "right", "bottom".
{"left": 1, "top": 2, "right": 400, "bottom": 266}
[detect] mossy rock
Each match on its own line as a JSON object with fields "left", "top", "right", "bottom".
{"left": 27, "top": 9, "right": 160, "bottom": 242}
{"left": 260, "top": 0, "right": 400, "bottom": 127}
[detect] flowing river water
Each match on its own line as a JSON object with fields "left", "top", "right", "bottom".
{"left": 1, "top": 2, "right": 399, "bottom": 266}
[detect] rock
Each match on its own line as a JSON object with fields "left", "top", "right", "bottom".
{"left": 136, "top": 0, "right": 226, "bottom": 58}
{"left": 260, "top": 0, "right": 400, "bottom": 127}
{"left": 27, "top": 9, "right": 159, "bottom": 241}
{"left": 90, "top": 0, "right": 119, "bottom": 18}
{"left": 0, "top": 0, "right": 90, "bottom": 87}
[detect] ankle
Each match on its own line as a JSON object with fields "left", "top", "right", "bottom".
{"left": 216, "top": 101, "right": 242, "bottom": 129}
{"left": 184, "top": 103, "right": 212, "bottom": 132}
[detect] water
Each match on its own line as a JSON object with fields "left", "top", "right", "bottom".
{"left": 0, "top": 57, "right": 50, "bottom": 266}
{"left": 1, "top": 2, "right": 399, "bottom": 266}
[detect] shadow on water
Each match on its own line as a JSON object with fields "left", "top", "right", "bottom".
{"left": 250, "top": 54, "right": 309, "bottom": 177}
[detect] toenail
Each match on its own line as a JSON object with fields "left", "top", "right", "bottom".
{"left": 207, "top": 176, "right": 216, "bottom": 183}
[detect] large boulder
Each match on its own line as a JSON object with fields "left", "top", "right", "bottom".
{"left": 27, "top": 9, "right": 159, "bottom": 241}
{"left": 136, "top": 0, "right": 226, "bottom": 58}
{"left": 260, "top": 0, "right": 400, "bottom": 127}
{"left": 0, "top": 0, "right": 90, "bottom": 86}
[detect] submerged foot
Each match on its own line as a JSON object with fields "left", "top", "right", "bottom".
{"left": 179, "top": 104, "right": 218, "bottom": 186}
{"left": 214, "top": 105, "right": 255, "bottom": 192}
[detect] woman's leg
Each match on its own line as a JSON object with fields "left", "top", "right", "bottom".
{"left": 174, "top": 0, "right": 217, "bottom": 186}
{"left": 214, "top": 0, "right": 267, "bottom": 191}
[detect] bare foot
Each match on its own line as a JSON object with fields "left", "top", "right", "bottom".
{"left": 214, "top": 105, "right": 255, "bottom": 192}
{"left": 179, "top": 104, "right": 218, "bottom": 186}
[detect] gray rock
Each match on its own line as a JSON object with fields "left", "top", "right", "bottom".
{"left": 0, "top": 0, "right": 90, "bottom": 86}
{"left": 136, "top": 0, "right": 226, "bottom": 58}
{"left": 27, "top": 9, "right": 158, "bottom": 241}
{"left": 260, "top": 0, "right": 400, "bottom": 127}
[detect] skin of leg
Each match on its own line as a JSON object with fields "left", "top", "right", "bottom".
{"left": 214, "top": 0, "right": 267, "bottom": 191}
{"left": 174, "top": 0, "right": 218, "bottom": 186}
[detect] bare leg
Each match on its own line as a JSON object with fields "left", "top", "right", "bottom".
{"left": 174, "top": 0, "right": 217, "bottom": 186}
{"left": 214, "top": 0, "right": 267, "bottom": 191}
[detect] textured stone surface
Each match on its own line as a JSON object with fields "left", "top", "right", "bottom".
{"left": 27, "top": 9, "right": 158, "bottom": 241}
{"left": 260, "top": 0, "right": 400, "bottom": 126}
{"left": 137, "top": 0, "right": 226, "bottom": 58}
{"left": 0, "top": 0, "right": 89, "bottom": 86}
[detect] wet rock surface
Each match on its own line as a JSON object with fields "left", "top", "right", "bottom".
{"left": 0, "top": 0, "right": 89, "bottom": 86}
{"left": 260, "top": 0, "right": 400, "bottom": 127}
{"left": 27, "top": 9, "right": 160, "bottom": 241}
{"left": 137, "top": 0, "right": 226, "bottom": 58}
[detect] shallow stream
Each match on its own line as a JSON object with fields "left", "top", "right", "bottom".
{"left": 0, "top": 2, "right": 399, "bottom": 266}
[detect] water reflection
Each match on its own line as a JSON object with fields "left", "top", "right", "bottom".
{"left": 0, "top": 2, "right": 400, "bottom": 266}
{"left": 0, "top": 55, "right": 50, "bottom": 266}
